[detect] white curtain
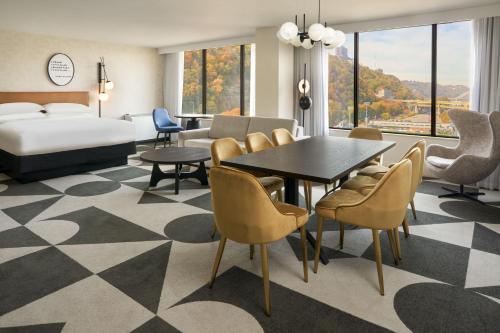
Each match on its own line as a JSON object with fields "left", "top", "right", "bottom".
{"left": 471, "top": 17, "right": 500, "bottom": 190}
{"left": 163, "top": 52, "right": 184, "bottom": 125}
{"left": 293, "top": 44, "right": 329, "bottom": 136}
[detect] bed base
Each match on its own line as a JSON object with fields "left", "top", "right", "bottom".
{"left": 0, "top": 142, "right": 136, "bottom": 183}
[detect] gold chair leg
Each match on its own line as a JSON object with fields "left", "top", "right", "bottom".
{"left": 386, "top": 230, "right": 399, "bottom": 265}
{"left": 300, "top": 226, "right": 308, "bottom": 282}
{"left": 339, "top": 222, "right": 345, "bottom": 249}
{"left": 324, "top": 183, "right": 329, "bottom": 193}
{"left": 393, "top": 228, "right": 402, "bottom": 260}
{"left": 260, "top": 243, "right": 271, "bottom": 316}
{"left": 313, "top": 216, "right": 325, "bottom": 273}
{"left": 402, "top": 215, "right": 410, "bottom": 238}
{"left": 372, "top": 229, "right": 384, "bottom": 295}
{"left": 303, "top": 181, "right": 310, "bottom": 212}
{"left": 250, "top": 244, "right": 254, "bottom": 260}
{"left": 277, "top": 189, "right": 283, "bottom": 202}
{"left": 210, "top": 221, "right": 217, "bottom": 239}
{"left": 410, "top": 200, "right": 417, "bottom": 219}
{"left": 209, "top": 237, "right": 227, "bottom": 288}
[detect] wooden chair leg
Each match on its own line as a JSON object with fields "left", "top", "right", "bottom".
{"left": 276, "top": 189, "right": 283, "bottom": 202}
{"left": 209, "top": 237, "right": 227, "bottom": 288}
{"left": 386, "top": 230, "right": 399, "bottom": 265}
{"left": 410, "top": 200, "right": 417, "bottom": 219}
{"left": 313, "top": 216, "right": 325, "bottom": 273}
{"left": 339, "top": 222, "right": 345, "bottom": 249}
{"left": 307, "top": 181, "right": 312, "bottom": 213}
{"left": 250, "top": 244, "right": 255, "bottom": 260}
{"left": 372, "top": 229, "right": 384, "bottom": 295}
{"left": 402, "top": 215, "right": 410, "bottom": 238}
{"left": 393, "top": 228, "right": 402, "bottom": 260}
{"left": 163, "top": 132, "right": 167, "bottom": 147}
{"left": 300, "top": 226, "right": 308, "bottom": 282}
{"left": 210, "top": 221, "right": 217, "bottom": 239}
{"left": 260, "top": 243, "right": 271, "bottom": 316}
{"left": 303, "top": 181, "right": 310, "bottom": 212}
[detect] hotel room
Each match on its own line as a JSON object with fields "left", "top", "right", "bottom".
{"left": 0, "top": 0, "right": 499, "bottom": 332}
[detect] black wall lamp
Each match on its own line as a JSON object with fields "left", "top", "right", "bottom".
{"left": 98, "top": 57, "right": 114, "bottom": 117}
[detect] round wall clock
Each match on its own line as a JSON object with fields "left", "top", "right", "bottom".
{"left": 47, "top": 53, "right": 74, "bottom": 86}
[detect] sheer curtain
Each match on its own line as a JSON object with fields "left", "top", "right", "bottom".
{"left": 163, "top": 52, "right": 184, "bottom": 125}
{"left": 293, "top": 45, "right": 329, "bottom": 136}
{"left": 471, "top": 17, "right": 500, "bottom": 190}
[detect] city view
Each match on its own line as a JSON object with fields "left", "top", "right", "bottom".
{"left": 329, "top": 21, "right": 472, "bottom": 136}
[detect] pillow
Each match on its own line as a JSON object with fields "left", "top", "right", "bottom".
{"left": 0, "top": 112, "right": 46, "bottom": 123}
{"left": 0, "top": 102, "right": 43, "bottom": 115}
{"left": 43, "top": 103, "right": 91, "bottom": 114}
{"left": 46, "top": 113, "right": 97, "bottom": 119}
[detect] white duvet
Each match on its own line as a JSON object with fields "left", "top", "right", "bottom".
{"left": 0, "top": 114, "right": 136, "bottom": 155}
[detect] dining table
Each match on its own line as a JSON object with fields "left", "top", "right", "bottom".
{"left": 221, "top": 136, "right": 396, "bottom": 265}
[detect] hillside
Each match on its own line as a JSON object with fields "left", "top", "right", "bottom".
{"left": 401, "top": 80, "right": 469, "bottom": 100}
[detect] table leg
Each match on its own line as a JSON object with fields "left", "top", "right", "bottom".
{"left": 174, "top": 164, "right": 180, "bottom": 195}
{"left": 284, "top": 177, "right": 328, "bottom": 265}
{"left": 149, "top": 163, "right": 163, "bottom": 187}
{"left": 186, "top": 118, "right": 201, "bottom": 130}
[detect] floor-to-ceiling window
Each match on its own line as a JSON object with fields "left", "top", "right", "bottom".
{"left": 328, "top": 20, "right": 472, "bottom": 137}
{"left": 182, "top": 44, "right": 253, "bottom": 116}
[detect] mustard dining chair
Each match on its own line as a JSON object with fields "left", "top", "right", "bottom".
{"left": 348, "top": 127, "right": 384, "bottom": 166}
{"left": 245, "top": 132, "right": 274, "bottom": 153}
{"left": 313, "top": 159, "right": 412, "bottom": 295}
{"left": 209, "top": 166, "right": 309, "bottom": 316}
{"left": 271, "top": 128, "right": 313, "bottom": 212}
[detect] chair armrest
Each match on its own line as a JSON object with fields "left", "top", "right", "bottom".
{"left": 426, "top": 144, "right": 459, "bottom": 159}
{"left": 178, "top": 128, "right": 210, "bottom": 147}
{"left": 443, "top": 154, "right": 493, "bottom": 184}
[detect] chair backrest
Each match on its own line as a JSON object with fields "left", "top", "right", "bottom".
{"left": 152, "top": 108, "right": 173, "bottom": 130}
{"left": 210, "top": 166, "right": 297, "bottom": 244}
{"left": 404, "top": 140, "right": 426, "bottom": 185}
{"left": 245, "top": 132, "right": 274, "bottom": 153}
{"left": 337, "top": 159, "right": 412, "bottom": 230}
{"left": 449, "top": 110, "right": 492, "bottom": 157}
{"left": 211, "top": 138, "right": 244, "bottom": 167}
{"left": 403, "top": 148, "right": 422, "bottom": 199}
{"left": 488, "top": 112, "right": 500, "bottom": 162}
{"left": 272, "top": 128, "right": 295, "bottom": 146}
{"left": 348, "top": 127, "right": 383, "bottom": 141}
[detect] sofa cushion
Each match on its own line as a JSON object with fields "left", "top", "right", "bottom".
{"left": 184, "top": 138, "right": 246, "bottom": 150}
{"left": 209, "top": 115, "right": 251, "bottom": 141}
{"left": 247, "top": 117, "right": 297, "bottom": 139}
{"left": 427, "top": 156, "right": 455, "bottom": 169}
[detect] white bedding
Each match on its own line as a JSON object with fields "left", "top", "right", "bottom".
{"left": 0, "top": 114, "right": 136, "bottom": 155}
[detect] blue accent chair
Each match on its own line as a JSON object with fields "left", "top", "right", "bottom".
{"left": 152, "top": 108, "right": 183, "bottom": 148}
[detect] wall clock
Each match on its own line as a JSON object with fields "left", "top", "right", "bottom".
{"left": 47, "top": 53, "right": 74, "bottom": 86}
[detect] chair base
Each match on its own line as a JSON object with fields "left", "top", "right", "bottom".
{"left": 438, "top": 185, "right": 486, "bottom": 204}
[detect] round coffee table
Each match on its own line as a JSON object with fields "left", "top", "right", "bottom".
{"left": 140, "top": 147, "right": 211, "bottom": 194}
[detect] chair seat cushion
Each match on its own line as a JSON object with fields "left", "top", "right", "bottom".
{"left": 259, "top": 176, "right": 284, "bottom": 194}
{"left": 427, "top": 156, "right": 455, "bottom": 169}
{"left": 275, "top": 202, "right": 308, "bottom": 227}
{"left": 158, "top": 125, "right": 183, "bottom": 132}
{"left": 315, "top": 189, "right": 365, "bottom": 218}
{"left": 358, "top": 165, "right": 390, "bottom": 179}
{"left": 341, "top": 175, "right": 378, "bottom": 192}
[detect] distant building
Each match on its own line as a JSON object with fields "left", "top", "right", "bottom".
{"left": 334, "top": 46, "right": 351, "bottom": 61}
{"left": 375, "top": 88, "right": 394, "bottom": 99}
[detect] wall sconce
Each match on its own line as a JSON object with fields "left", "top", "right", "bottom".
{"left": 98, "top": 57, "right": 113, "bottom": 117}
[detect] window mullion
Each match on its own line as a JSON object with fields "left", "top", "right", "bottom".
{"left": 431, "top": 24, "right": 437, "bottom": 136}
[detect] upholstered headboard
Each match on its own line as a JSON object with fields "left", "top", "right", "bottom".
{"left": 0, "top": 92, "right": 89, "bottom": 106}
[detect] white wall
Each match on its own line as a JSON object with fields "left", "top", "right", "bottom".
{"left": 0, "top": 30, "right": 164, "bottom": 119}
{"left": 254, "top": 27, "right": 294, "bottom": 119}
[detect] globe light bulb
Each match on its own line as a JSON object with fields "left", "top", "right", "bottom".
{"left": 105, "top": 81, "right": 114, "bottom": 91}
{"left": 332, "top": 30, "right": 346, "bottom": 48}
{"left": 276, "top": 30, "right": 289, "bottom": 43}
{"left": 308, "top": 23, "right": 326, "bottom": 41}
{"left": 98, "top": 92, "right": 109, "bottom": 101}
{"left": 290, "top": 35, "right": 302, "bottom": 47}
{"left": 279, "top": 22, "right": 299, "bottom": 41}
{"left": 322, "top": 27, "right": 336, "bottom": 44}
{"left": 301, "top": 38, "right": 315, "bottom": 49}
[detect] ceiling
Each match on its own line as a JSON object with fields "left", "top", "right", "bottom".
{"left": 0, "top": 0, "right": 496, "bottom": 48}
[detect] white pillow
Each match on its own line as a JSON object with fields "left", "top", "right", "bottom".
{"left": 0, "top": 102, "right": 43, "bottom": 115}
{"left": 0, "top": 112, "right": 46, "bottom": 123}
{"left": 46, "top": 113, "right": 97, "bottom": 119}
{"left": 43, "top": 103, "right": 91, "bottom": 113}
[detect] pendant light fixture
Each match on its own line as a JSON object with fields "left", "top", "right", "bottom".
{"left": 277, "top": 0, "right": 346, "bottom": 50}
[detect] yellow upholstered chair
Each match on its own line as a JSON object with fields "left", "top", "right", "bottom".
{"left": 357, "top": 140, "right": 426, "bottom": 221}
{"left": 209, "top": 166, "right": 309, "bottom": 316}
{"left": 271, "top": 128, "right": 313, "bottom": 212}
{"left": 313, "top": 159, "right": 412, "bottom": 295}
{"left": 348, "top": 127, "right": 384, "bottom": 166}
{"left": 245, "top": 132, "right": 275, "bottom": 153}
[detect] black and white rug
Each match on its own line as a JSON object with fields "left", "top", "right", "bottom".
{"left": 1, "top": 144, "right": 500, "bottom": 332}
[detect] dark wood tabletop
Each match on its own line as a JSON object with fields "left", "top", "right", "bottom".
{"left": 174, "top": 114, "right": 214, "bottom": 119}
{"left": 221, "top": 136, "right": 395, "bottom": 183}
{"left": 140, "top": 147, "right": 211, "bottom": 164}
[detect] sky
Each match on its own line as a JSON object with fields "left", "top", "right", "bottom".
{"left": 340, "top": 21, "right": 472, "bottom": 87}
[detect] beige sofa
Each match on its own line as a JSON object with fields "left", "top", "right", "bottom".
{"left": 178, "top": 115, "right": 299, "bottom": 158}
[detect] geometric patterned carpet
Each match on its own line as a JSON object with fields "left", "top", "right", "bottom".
{"left": 1, "top": 144, "right": 500, "bottom": 332}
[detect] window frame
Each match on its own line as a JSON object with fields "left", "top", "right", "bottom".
{"left": 329, "top": 21, "right": 470, "bottom": 138}
{"left": 184, "top": 44, "right": 248, "bottom": 116}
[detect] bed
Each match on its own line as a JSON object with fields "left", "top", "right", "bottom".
{"left": 0, "top": 92, "right": 136, "bottom": 183}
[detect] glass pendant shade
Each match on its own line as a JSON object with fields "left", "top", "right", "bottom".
{"left": 98, "top": 92, "right": 109, "bottom": 102}
{"left": 105, "top": 81, "right": 114, "bottom": 91}
{"left": 301, "top": 38, "right": 315, "bottom": 49}
{"left": 308, "top": 23, "right": 325, "bottom": 41}
{"left": 322, "top": 27, "right": 336, "bottom": 44}
{"left": 290, "top": 35, "right": 302, "bottom": 47}
{"left": 331, "top": 30, "right": 346, "bottom": 48}
{"left": 279, "top": 22, "right": 299, "bottom": 41}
